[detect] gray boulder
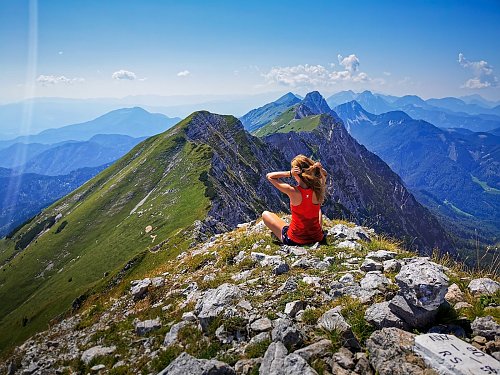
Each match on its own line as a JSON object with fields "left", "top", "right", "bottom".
{"left": 260, "top": 341, "right": 288, "bottom": 375}
{"left": 365, "top": 302, "right": 408, "bottom": 330}
{"left": 383, "top": 259, "right": 402, "bottom": 273}
{"left": 366, "top": 328, "right": 430, "bottom": 375}
{"left": 134, "top": 317, "right": 161, "bottom": 336}
{"left": 195, "top": 283, "right": 244, "bottom": 332}
{"left": 283, "top": 353, "right": 318, "bottom": 375}
{"left": 250, "top": 317, "right": 272, "bottom": 332}
{"left": 81, "top": 345, "right": 116, "bottom": 365}
{"left": 468, "top": 278, "right": 500, "bottom": 296}
{"left": 163, "top": 321, "right": 190, "bottom": 347}
{"left": 395, "top": 258, "right": 449, "bottom": 311}
{"left": 388, "top": 294, "right": 438, "bottom": 329}
{"left": 317, "top": 307, "right": 360, "bottom": 350}
{"left": 130, "top": 278, "right": 151, "bottom": 300}
{"left": 471, "top": 316, "right": 500, "bottom": 340}
{"left": 360, "top": 258, "right": 383, "bottom": 272}
{"left": 360, "top": 272, "right": 390, "bottom": 291}
{"left": 284, "top": 301, "right": 304, "bottom": 318}
{"left": 293, "top": 339, "right": 332, "bottom": 362}
{"left": 271, "top": 318, "right": 303, "bottom": 350}
{"left": 158, "top": 352, "right": 235, "bottom": 375}
{"left": 328, "top": 224, "right": 370, "bottom": 242}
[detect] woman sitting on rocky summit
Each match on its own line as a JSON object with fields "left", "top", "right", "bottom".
{"left": 262, "top": 154, "right": 327, "bottom": 246}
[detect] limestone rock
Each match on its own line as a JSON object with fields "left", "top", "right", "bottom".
{"left": 328, "top": 224, "right": 370, "bottom": 242}
{"left": 366, "top": 250, "right": 397, "bottom": 262}
{"left": 81, "top": 345, "right": 116, "bottom": 365}
{"left": 158, "top": 352, "right": 235, "bottom": 375}
{"left": 395, "top": 258, "right": 449, "bottom": 311}
{"left": 283, "top": 353, "right": 318, "bottom": 375}
{"left": 366, "top": 328, "right": 430, "bottom": 375}
{"left": 365, "top": 301, "right": 408, "bottom": 330}
{"left": 234, "top": 358, "right": 262, "bottom": 375}
{"left": 250, "top": 317, "right": 272, "bottom": 332}
{"left": 317, "top": 307, "right": 360, "bottom": 350}
{"left": 130, "top": 278, "right": 151, "bottom": 300}
{"left": 468, "top": 278, "right": 500, "bottom": 296}
{"left": 271, "top": 318, "right": 303, "bottom": 350}
{"left": 471, "top": 316, "right": 500, "bottom": 340}
{"left": 388, "top": 294, "right": 438, "bottom": 329}
{"left": 444, "top": 283, "right": 464, "bottom": 304}
{"left": 360, "top": 271, "right": 390, "bottom": 290}
{"left": 195, "top": 283, "right": 244, "bottom": 332}
{"left": 293, "top": 339, "right": 332, "bottom": 362}
{"left": 260, "top": 341, "right": 288, "bottom": 375}
{"left": 164, "top": 321, "right": 189, "bottom": 347}
{"left": 360, "top": 258, "right": 383, "bottom": 272}
{"left": 134, "top": 317, "right": 161, "bottom": 336}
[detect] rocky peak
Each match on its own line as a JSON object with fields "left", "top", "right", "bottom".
{"left": 275, "top": 92, "right": 300, "bottom": 105}
{"left": 300, "top": 91, "right": 332, "bottom": 115}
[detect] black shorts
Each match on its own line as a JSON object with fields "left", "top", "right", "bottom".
{"left": 281, "top": 226, "right": 328, "bottom": 246}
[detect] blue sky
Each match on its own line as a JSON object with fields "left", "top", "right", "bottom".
{"left": 1, "top": 0, "right": 499, "bottom": 103}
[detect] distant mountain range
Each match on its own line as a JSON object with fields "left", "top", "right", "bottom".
{"left": 0, "top": 107, "right": 179, "bottom": 148}
{"left": 334, "top": 100, "right": 500, "bottom": 244}
{"left": 326, "top": 90, "right": 500, "bottom": 132}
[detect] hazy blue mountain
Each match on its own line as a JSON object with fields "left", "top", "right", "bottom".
{"left": 325, "top": 90, "right": 358, "bottom": 108}
{"left": 488, "top": 127, "right": 500, "bottom": 136}
{"left": 335, "top": 100, "right": 500, "bottom": 241}
{"left": 355, "top": 91, "right": 393, "bottom": 114}
{"left": 459, "top": 94, "right": 500, "bottom": 108}
{"left": 0, "top": 107, "right": 180, "bottom": 148}
{"left": 0, "top": 164, "right": 110, "bottom": 237}
{"left": 239, "top": 92, "right": 301, "bottom": 132}
{"left": 393, "top": 95, "right": 430, "bottom": 109}
{"left": 0, "top": 142, "right": 69, "bottom": 169}
{"left": 14, "top": 134, "right": 146, "bottom": 176}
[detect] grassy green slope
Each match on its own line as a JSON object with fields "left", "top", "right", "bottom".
{"left": 0, "top": 113, "right": 213, "bottom": 352}
{"left": 253, "top": 106, "right": 322, "bottom": 137}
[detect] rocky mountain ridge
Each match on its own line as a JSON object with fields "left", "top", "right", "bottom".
{"left": 1, "top": 217, "right": 498, "bottom": 374}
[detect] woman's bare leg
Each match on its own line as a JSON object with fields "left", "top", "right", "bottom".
{"left": 262, "top": 211, "right": 287, "bottom": 241}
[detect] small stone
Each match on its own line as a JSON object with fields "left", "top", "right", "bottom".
{"left": 250, "top": 317, "right": 272, "bottom": 332}
{"left": 163, "top": 321, "right": 189, "bottom": 347}
{"left": 271, "top": 318, "right": 304, "bottom": 350}
{"left": 383, "top": 259, "right": 402, "bottom": 273}
{"left": 445, "top": 283, "right": 465, "bottom": 304}
{"left": 157, "top": 352, "right": 235, "bottom": 375}
{"left": 365, "top": 301, "right": 408, "bottom": 330}
{"left": 339, "top": 273, "right": 354, "bottom": 284}
{"left": 294, "top": 339, "right": 332, "bottom": 362}
{"left": 471, "top": 316, "right": 500, "bottom": 340}
{"left": 360, "top": 258, "right": 383, "bottom": 272}
{"left": 454, "top": 302, "right": 472, "bottom": 310}
{"left": 134, "top": 318, "right": 162, "bottom": 336}
{"left": 91, "top": 364, "right": 106, "bottom": 372}
{"left": 317, "top": 307, "right": 360, "bottom": 350}
{"left": 366, "top": 250, "right": 397, "bottom": 262}
{"left": 302, "top": 276, "right": 321, "bottom": 287}
{"left": 284, "top": 301, "right": 305, "bottom": 318}
{"left": 81, "top": 346, "right": 116, "bottom": 365}
{"left": 260, "top": 341, "right": 288, "bottom": 375}
{"left": 273, "top": 262, "right": 290, "bottom": 275}
{"left": 473, "top": 335, "right": 487, "bottom": 344}
{"left": 337, "top": 240, "right": 361, "bottom": 250}
{"left": 360, "top": 271, "right": 390, "bottom": 290}
{"left": 332, "top": 347, "right": 355, "bottom": 370}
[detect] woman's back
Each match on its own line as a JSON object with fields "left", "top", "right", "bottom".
{"left": 287, "top": 186, "right": 323, "bottom": 244}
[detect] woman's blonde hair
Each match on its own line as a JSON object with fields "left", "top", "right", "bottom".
{"left": 291, "top": 154, "right": 327, "bottom": 204}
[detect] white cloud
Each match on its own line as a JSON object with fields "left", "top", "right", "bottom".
{"left": 112, "top": 69, "right": 137, "bottom": 80}
{"left": 262, "top": 54, "right": 374, "bottom": 88}
{"left": 177, "top": 70, "right": 190, "bottom": 77}
{"left": 58, "top": 51, "right": 63, "bottom": 55}
{"left": 383, "top": 71, "right": 391, "bottom": 76}
{"left": 458, "top": 53, "right": 498, "bottom": 89}
{"left": 36, "top": 75, "right": 84, "bottom": 86}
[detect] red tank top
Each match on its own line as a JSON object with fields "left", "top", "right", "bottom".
{"left": 287, "top": 185, "right": 324, "bottom": 244}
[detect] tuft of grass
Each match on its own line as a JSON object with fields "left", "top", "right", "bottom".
{"left": 301, "top": 308, "right": 322, "bottom": 325}
{"left": 244, "top": 338, "right": 271, "bottom": 358}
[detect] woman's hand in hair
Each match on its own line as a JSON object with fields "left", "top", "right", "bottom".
{"left": 291, "top": 166, "right": 301, "bottom": 177}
